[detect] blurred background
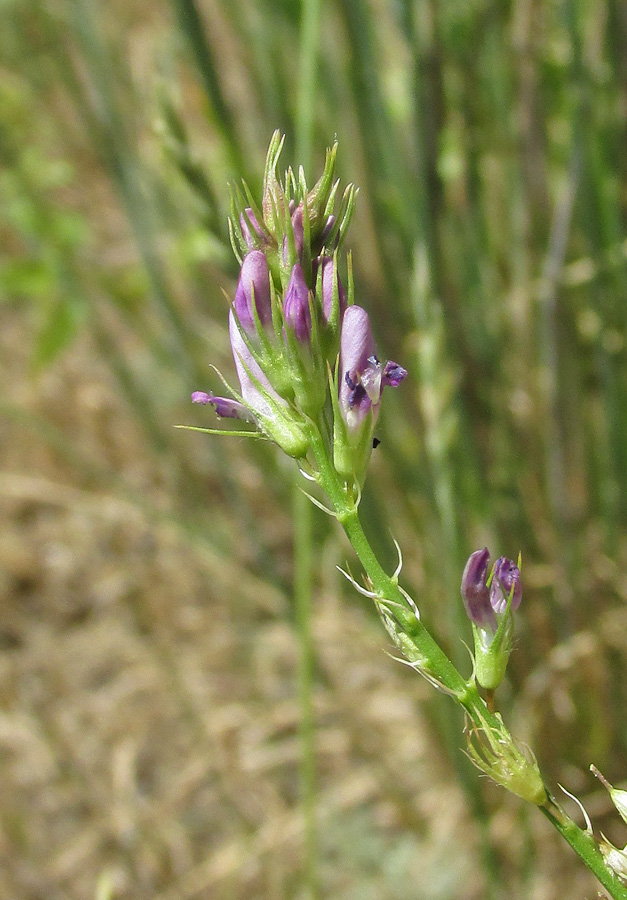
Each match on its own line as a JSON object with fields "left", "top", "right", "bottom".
{"left": 2, "top": 0, "right": 627, "bottom": 897}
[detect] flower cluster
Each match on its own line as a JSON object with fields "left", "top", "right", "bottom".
{"left": 192, "top": 132, "right": 406, "bottom": 485}
{"left": 461, "top": 548, "right": 522, "bottom": 690}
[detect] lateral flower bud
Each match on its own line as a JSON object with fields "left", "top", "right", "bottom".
{"left": 315, "top": 256, "right": 347, "bottom": 328}
{"left": 233, "top": 250, "right": 273, "bottom": 335}
{"left": 333, "top": 305, "right": 407, "bottom": 484}
{"left": 461, "top": 549, "right": 522, "bottom": 691}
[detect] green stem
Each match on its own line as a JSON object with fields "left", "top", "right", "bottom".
{"left": 304, "top": 421, "right": 627, "bottom": 899}
{"left": 540, "top": 794, "right": 627, "bottom": 900}
{"left": 293, "top": 480, "right": 318, "bottom": 900}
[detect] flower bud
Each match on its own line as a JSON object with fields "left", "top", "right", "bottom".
{"left": 233, "top": 251, "right": 273, "bottom": 335}
{"left": 315, "top": 256, "right": 347, "bottom": 327}
{"left": 282, "top": 263, "right": 311, "bottom": 344}
{"left": 461, "top": 549, "right": 523, "bottom": 691}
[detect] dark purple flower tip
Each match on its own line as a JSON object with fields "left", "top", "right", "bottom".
{"left": 382, "top": 360, "right": 408, "bottom": 387}
{"left": 315, "top": 256, "right": 347, "bottom": 326}
{"left": 461, "top": 548, "right": 496, "bottom": 630}
{"left": 240, "top": 208, "right": 267, "bottom": 249}
{"left": 233, "top": 250, "right": 273, "bottom": 334}
{"left": 283, "top": 263, "right": 312, "bottom": 344}
{"left": 490, "top": 557, "right": 522, "bottom": 614}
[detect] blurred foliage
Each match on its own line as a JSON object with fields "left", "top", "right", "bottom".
{"left": 1, "top": 0, "right": 627, "bottom": 897}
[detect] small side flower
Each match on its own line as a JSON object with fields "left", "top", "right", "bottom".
{"left": 461, "top": 548, "right": 522, "bottom": 691}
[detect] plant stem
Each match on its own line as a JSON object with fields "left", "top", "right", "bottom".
{"left": 293, "top": 480, "right": 318, "bottom": 900}
{"left": 304, "top": 421, "right": 627, "bottom": 898}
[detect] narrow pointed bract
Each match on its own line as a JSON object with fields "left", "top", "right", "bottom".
{"left": 315, "top": 256, "right": 347, "bottom": 326}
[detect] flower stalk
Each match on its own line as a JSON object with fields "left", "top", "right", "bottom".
{"left": 183, "top": 133, "right": 627, "bottom": 900}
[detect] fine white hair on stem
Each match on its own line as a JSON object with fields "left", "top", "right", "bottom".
{"left": 558, "top": 784, "right": 593, "bottom": 835}
{"left": 336, "top": 565, "right": 379, "bottom": 598}
{"left": 398, "top": 585, "right": 420, "bottom": 619}
{"left": 392, "top": 537, "right": 403, "bottom": 581}
{"left": 300, "top": 488, "right": 337, "bottom": 517}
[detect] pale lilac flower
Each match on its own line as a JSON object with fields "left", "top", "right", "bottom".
{"left": 338, "top": 305, "right": 407, "bottom": 434}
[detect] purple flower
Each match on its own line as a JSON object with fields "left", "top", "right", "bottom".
{"left": 338, "top": 305, "right": 407, "bottom": 434}
{"left": 490, "top": 557, "right": 522, "bottom": 614}
{"left": 283, "top": 264, "right": 311, "bottom": 344}
{"left": 461, "top": 548, "right": 495, "bottom": 630}
{"left": 233, "top": 251, "right": 273, "bottom": 335}
{"left": 315, "top": 256, "right": 347, "bottom": 326}
{"left": 461, "top": 549, "right": 522, "bottom": 632}
{"left": 192, "top": 391, "right": 255, "bottom": 423}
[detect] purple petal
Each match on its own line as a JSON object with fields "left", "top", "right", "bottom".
{"left": 461, "top": 548, "right": 497, "bottom": 630}
{"left": 338, "top": 306, "right": 379, "bottom": 431}
{"left": 192, "top": 391, "right": 255, "bottom": 422}
{"left": 283, "top": 263, "right": 311, "bottom": 344}
{"left": 382, "top": 360, "right": 407, "bottom": 387}
{"left": 490, "top": 557, "right": 522, "bottom": 614}
{"left": 233, "top": 251, "right": 273, "bottom": 334}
